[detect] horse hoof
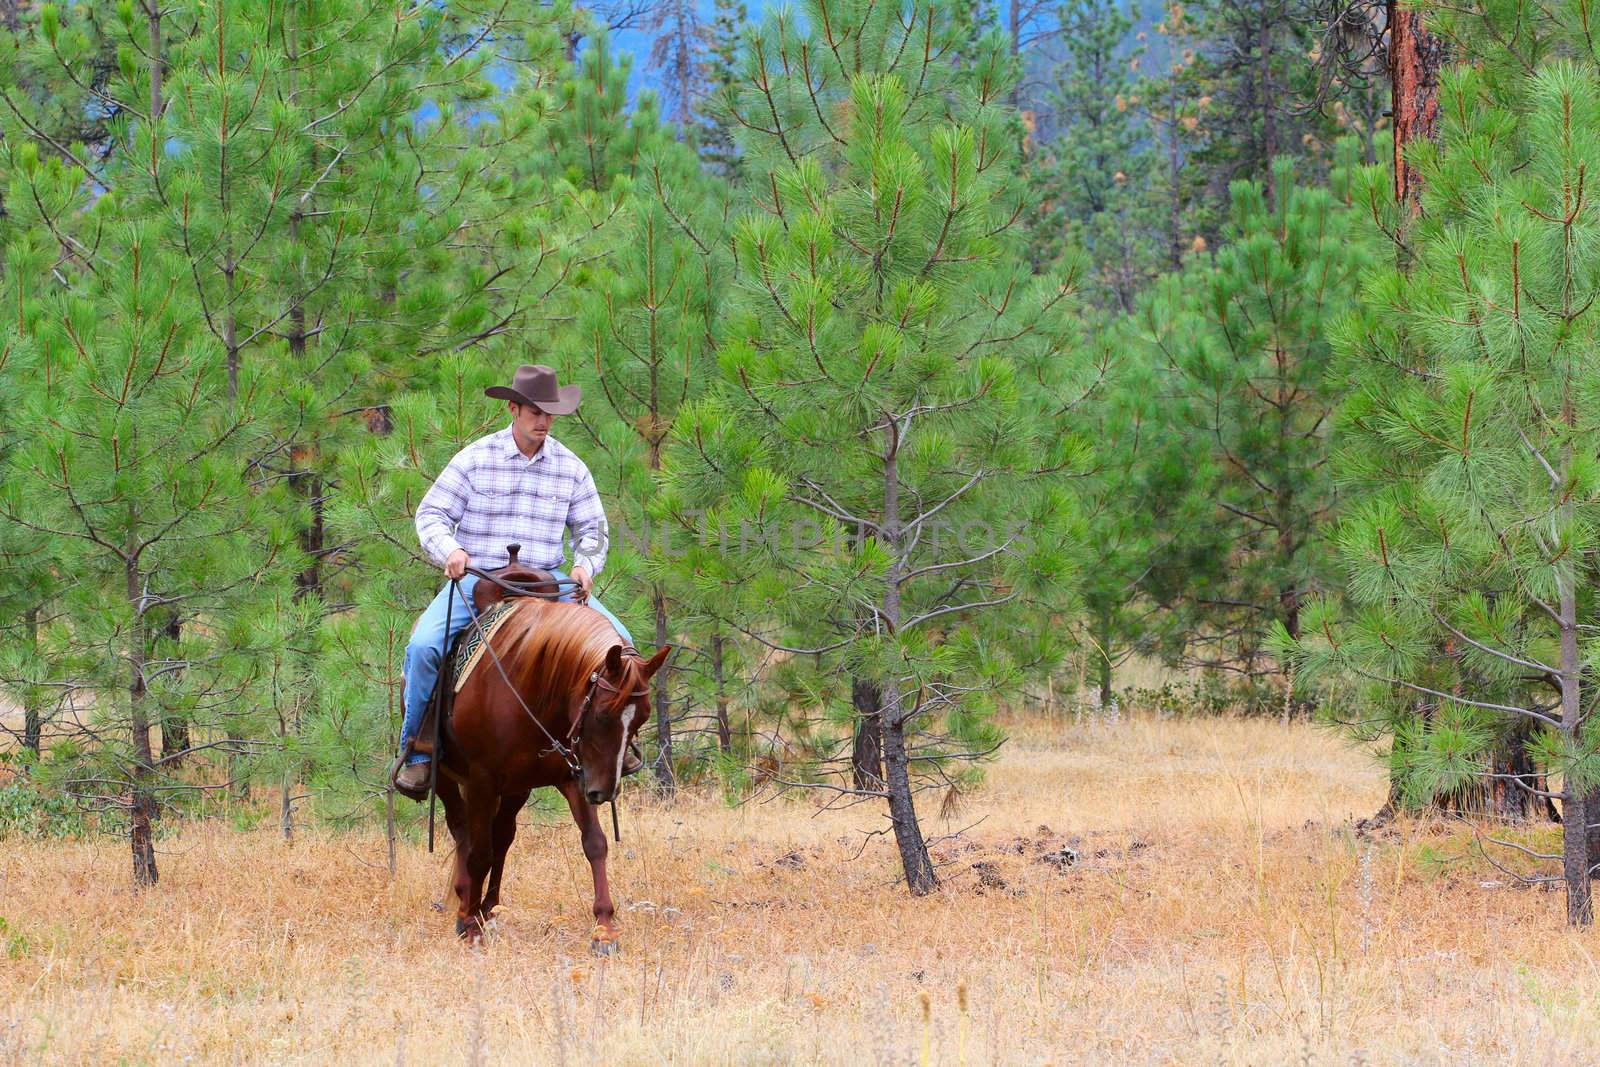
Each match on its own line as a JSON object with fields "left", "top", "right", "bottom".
{"left": 456, "top": 917, "right": 482, "bottom": 942}
{"left": 590, "top": 937, "right": 620, "bottom": 957}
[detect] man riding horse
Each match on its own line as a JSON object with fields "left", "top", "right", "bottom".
{"left": 394, "top": 363, "right": 640, "bottom": 794}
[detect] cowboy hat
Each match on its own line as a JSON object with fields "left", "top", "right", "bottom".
{"left": 484, "top": 364, "right": 582, "bottom": 415}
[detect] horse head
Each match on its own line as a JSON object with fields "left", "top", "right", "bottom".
{"left": 576, "top": 643, "right": 670, "bottom": 805}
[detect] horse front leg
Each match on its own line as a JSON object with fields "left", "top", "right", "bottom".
{"left": 452, "top": 777, "right": 498, "bottom": 942}
{"left": 479, "top": 789, "right": 530, "bottom": 919}
{"left": 560, "top": 780, "right": 618, "bottom": 955}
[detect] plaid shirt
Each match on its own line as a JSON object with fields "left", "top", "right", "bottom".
{"left": 415, "top": 426, "right": 609, "bottom": 576}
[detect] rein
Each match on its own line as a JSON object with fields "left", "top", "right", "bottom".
{"left": 448, "top": 577, "right": 644, "bottom": 782}
{"left": 443, "top": 573, "right": 646, "bottom": 844}
{"left": 450, "top": 577, "right": 586, "bottom": 778}
{"left": 464, "top": 565, "right": 581, "bottom": 601}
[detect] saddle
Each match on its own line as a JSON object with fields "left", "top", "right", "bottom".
{"left": 392, "top": 544, "right": 562, "bottom": 801}
{"left": 471, "top": 543, "right": 562, "bottom": 613}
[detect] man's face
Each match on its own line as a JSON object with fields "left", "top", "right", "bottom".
{"left": 510, "top": 401, "right": 554, "bottom": 449}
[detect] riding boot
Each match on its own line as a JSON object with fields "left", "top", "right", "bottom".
{"left": 395, "top": 760, "right": 432, "bottom": 794}
{"left": 391, "top": 744, "right": 432, "bottom": 800}
{"left": 622, "top": 739, "right": 644, "bottom": 777}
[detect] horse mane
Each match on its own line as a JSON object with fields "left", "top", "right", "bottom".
{"left": 491, "top": 600, "right": 634, "bottom": 718}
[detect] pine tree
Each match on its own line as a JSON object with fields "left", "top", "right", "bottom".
{"left": 645, "top": 0, "right": 705, "bottom": 134}
{"left": 547, "top": 34, "right": 652, "bottom": 193}
{"left": 698, "top": 0, "right": 748, "bottom": 179}
{"left": 545, "top": 39, "right": 732, "bottom": 790}
{"left": 1287, "top": 36, "right": 1600, "bottom": 927}
{"left": 1131, "top": 145, "right": 1372, "bottom": 700}
{"left": 1069, "top": 312, "right": 1205, "bottom": 706}
{"left": 0, "top": 171, "right": 292, "bottom": 883}
{"left": 1026, "top": 0, "right": 1159, "bottom": 306}
{"left": 668, "top": 0, "right": 1086, "bottom": 893}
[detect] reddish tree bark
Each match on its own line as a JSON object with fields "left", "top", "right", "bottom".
{"left": 1389, "top": 1, "right": 1445, "bottom": 211}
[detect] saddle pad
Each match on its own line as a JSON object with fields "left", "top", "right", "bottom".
{"left": 452, "top": 599, "right": 522, "bottom": 693}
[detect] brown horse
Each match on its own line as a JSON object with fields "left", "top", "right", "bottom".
{"left": 434, "top": 595, "right": 668, "bottom": 950}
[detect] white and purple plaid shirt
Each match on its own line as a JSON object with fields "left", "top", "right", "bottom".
{"left": 415, "top": 427, "right": 609, "bottom": 575}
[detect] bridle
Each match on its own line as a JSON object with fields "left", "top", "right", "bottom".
{"left": 564, "top": 669, "right": 641, "bottom": 752}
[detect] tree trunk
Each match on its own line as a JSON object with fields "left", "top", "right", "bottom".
{"left": 293, "top": 460, "right": 322, "bottom": 596}
{"left": 1167, "top": 94, "right": 1185, "bottom": 269}
{"left": 385, "top": 784, "right": 398, "bottom": 877}
{"left": 157, "top": 611, "right": 189, "bottom": 765}
{"left": 129, "top": 0, "right": 166, "bottom": 891}
{"left": 711, "top": 631, "right": 732, "bottom": 753}
{"left": 1489, "top": 722, "right": 1559, "bottom": 823}
{"left": 651, "top": 588, "right": 677, "bottom": 795}
{"left": 1095, "top": 606, "right": 1114, "bottom": 709}
{"left": 1389, "top": 0, "right": 1445, "bottom": 214}
{"left": 1258, "top": 6, "right": 1278, "bottom": 204}
{"left": 22, "top": 605, "right": 41, "bottom": 754}
{"left": 851, "top": 676, "right": 884, "bottom": 790}
{"left": 1558, "top": 575, "right": 1592, "bottom": 925}
{"left": 879, "top": 421, "right": 937, "bottom": 893}
{"left": 881, "top": 681, "right": 936, "bottom": 895}
{"left": 281, "top": 776, "right": 295, "bottom": 843}
{"left": 1586, "top": 786, "right": 1600, "bottom": 889}
{"left": 126, "top": 557, "right": 158, "bottom": 887}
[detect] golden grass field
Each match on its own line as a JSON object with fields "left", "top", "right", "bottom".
{"left": 4, "top": 711, "right": 1600, "bottom": 1065}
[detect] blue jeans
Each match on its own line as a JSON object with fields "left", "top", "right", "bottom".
{"left": 399, "top": 570, "right": 634, "bottom": 764}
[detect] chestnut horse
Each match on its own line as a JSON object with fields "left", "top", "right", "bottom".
{"left": 435, "top": 594, "right": 668, "bottom": 950}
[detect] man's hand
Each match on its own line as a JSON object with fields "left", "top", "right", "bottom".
{"left": 570, "top": 565, "right": 593, "bottom": 602}
{"left": 444, "top": 548, "right": 470, "bottom": 580}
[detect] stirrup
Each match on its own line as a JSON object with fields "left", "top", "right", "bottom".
{"left": 391, "top": 751, "right": 431, "bottom": 801}
{"left": 621, "top": 740, "right": 644, "bottom": 778}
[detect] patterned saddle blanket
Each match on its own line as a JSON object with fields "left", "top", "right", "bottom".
{"left": 452, "top": 599, "right": 522, "bottom": 693}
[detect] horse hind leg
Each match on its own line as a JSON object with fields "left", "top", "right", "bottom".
{"left": 479, "top": 789, "right": 530, "bottom": 919}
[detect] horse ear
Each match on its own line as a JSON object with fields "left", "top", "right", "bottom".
{"left": 605, "top": 644, "right": 626, "bottom": 674}
{"left": 642, "top": 644, "right": 672, "bottom": 677}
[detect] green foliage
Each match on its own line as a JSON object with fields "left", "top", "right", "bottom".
{"left": 0, "top": 773, "right": 93, "bottom": 839}
{"left": 1287, "top": 14, "right": 1600, "bottom": 849}
{"left": 0, "top": 0, "right": 1440, "bottom": 882}
{"left": 1026, "top": 0, "right": 1160, "bottom": 305}
{"left": 0, "top": 0, "right": 602, "bottom": 868}
{"left": 1119, "top": 145, "right": 1374, "bottom": 698}
{"left": 665, "top": 0, "right": 1090, "bottom": 867}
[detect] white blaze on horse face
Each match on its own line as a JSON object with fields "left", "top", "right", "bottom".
{"left": 613, "top": 702, "right": 636, "bottom": 788}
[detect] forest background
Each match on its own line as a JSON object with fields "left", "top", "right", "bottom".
{"left": 5, "top": 0, "right": 1600, "bottom": 925}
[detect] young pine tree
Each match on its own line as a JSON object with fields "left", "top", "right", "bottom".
{"left": 1027, "top": 0, "right": 1159, "bottom": 306}
{"left": 669, "top": 0, "right": 1085, "bottom": 893}
{"left": 555, "top": 76, "right": 731, "bottom": 791}
{"left": 1132, "top": 147, "right": 1372, "bottom": 701}
{"left": 1289, "top": 56, "right": 1600, "bottom": 926}
{"left": 697, "top": 0, "right": 748, "bottom": 179}
{"left": 0, "top": 180, "right": 292, "bottom": 883}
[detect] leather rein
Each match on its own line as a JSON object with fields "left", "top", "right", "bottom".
{"left": 450, "top": 570, "right": 641, "bottom": 781}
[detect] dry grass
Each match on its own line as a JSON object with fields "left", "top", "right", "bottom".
{"left": 4, "top": 712, "right": 1600, "bottom": 1065}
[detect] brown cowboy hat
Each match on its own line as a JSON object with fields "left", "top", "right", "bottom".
{"left": 484, "top": 364, "right": 582, "bottom": 415}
